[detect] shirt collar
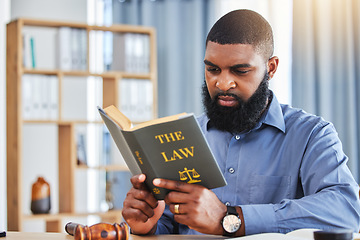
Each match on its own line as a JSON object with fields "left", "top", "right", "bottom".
{"left": 205, "top": 91, "right": 286, "bottom": 133}
{"left": 261, "top": 92, "right": 286, "bottom": 133}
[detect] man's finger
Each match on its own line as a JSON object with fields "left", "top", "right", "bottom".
{"left": 153, "top": 178, "right": 194, "bottom": 193}
{"left": 122, "top": 207, "right": 149, "bottom": 223}
{"left": 130, "top": 174, "right": 147, "bottom": 189}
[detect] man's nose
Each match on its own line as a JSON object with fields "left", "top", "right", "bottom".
{"left": 215, "top": 75, "right": 236, "bottom": 91}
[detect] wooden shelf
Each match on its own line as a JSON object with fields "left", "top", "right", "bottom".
{"left": 18, "top": 18, "right": 155, "bottom": 33}
{"left": 76, "top": 164, "right": 129, "bottom": 172}
{"left": 7, "top": 18, "right": 157, "bottom": 232}
{"left": 23, "top": 209, "right": 123, "bottom": 221}
{"left": 22, "top": 68, "right": 153, "bottom": 79}
{"left": 22, "top": 120, "right": 103, "bottom": 124}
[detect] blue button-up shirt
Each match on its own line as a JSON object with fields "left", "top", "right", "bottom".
{"left": 156, "top": 93, "right": 360, "bottom": 235}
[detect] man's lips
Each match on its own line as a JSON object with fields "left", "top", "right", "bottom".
{"left": 217, "top": 95, "right": 238, "bottom": 107}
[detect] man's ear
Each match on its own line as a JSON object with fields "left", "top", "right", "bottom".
{"left": 267, "top": 56, "right": 279, "bottom": 79}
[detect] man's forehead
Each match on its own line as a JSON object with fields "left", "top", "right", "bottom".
{"left": 205, "top": 41, "right": 255, "bottom": 51}
{"left": 204, "top": 42, "right": 262, "bottom": 65}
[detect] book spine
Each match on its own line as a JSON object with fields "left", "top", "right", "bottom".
{"left": 30, "top": 36, "right": 36, "bottom": 68}
{"left": 122, "top": 131, "right": 167, "bottom": 200}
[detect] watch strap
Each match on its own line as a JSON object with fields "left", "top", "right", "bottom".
{"left": 227, "top": 206, "right": 238, "bottom": 216}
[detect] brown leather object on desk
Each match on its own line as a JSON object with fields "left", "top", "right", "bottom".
{"left": 6, "top": 232, "right": 226, "bottom": 240}
{"left": 64, "top": 222, "right": 128, "bottom": 240}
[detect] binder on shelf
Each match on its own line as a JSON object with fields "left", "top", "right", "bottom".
{"left": 103, "top": 31, "right": 113, "bottom": 71}
{"left": 40, "top": 75, "right": 49, "bottom": 119}
{"left": 32, "top": 75, "right": 42, "bottom": 119}
{"left": 21, "top": 74, "right": 59, "bottom": 120}
{"left": 49, "top": 76, "right": 58, "bottom": 120}
{"left": 58, "top": 27, "right": 88, "bottom": 71}
{"left": 22, "top": 33, "right": 32, "bottom": 69}
{"left": 57, "top": 27, "right": 72, "bottom": 71}
{"left": 119, "top": 79, "right": 153, "bottom": 123}
{"left": 111, "top": 33, "right": 125, "bottom": 71}
{"left": 89, "top": 30, "right": 104, "bottom": 73}
{"left": 79, "top": 29, "right": 88, "bottom": 71}
{"left": 22, "top": 75, "right": 33, "bottom": 119}
{"left": 71, "top": 28, "right": 81, "bottom": 70}
{"left": 112, "top": 33, "right": 150, "bottom": 73}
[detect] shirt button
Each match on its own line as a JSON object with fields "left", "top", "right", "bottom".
{"left": 235, "top": 135, "right": 240, "bottom": 140}
{"left": 228, "top": 167, "right": 235, "bottom": 174}
{"left": 225, "top": 202, "right": 231, "bottom": 206}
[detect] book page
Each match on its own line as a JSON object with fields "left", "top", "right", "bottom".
{"left": 104, "top": 105, "right": 132, "bottom": 130}
{"left": 233, "top": 229, "right": 320, "bottom": 240}
{"left": 285, "top": 228, "right": 319, "bottom": 239}
{"left": 233, "top": 232, "right": 308, "bottom": 240}
{"left": 98, "top": 107, "right": 142, "bottom": 175}
{"left": 130, "top": 112, "right": 188, "bottom": 131}
{"left": 104, "top": 104, "right": 188, "bottom": 131}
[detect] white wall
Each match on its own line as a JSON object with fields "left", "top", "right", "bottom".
{"left": 0, "top": 0, "right": 10, "bottom": 231}
{"left": 10, "top": 0, "right": 87, "bottom": 22}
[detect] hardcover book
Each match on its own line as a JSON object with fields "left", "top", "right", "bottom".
{"left": 98, "top": 105, "right": 227, "bottom": 200}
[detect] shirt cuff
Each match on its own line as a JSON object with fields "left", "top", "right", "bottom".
{"left": 240, "top": 204, "right": 277, "bottom": 235}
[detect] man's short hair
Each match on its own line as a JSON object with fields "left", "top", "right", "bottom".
{"left": 206, "top": 9, "right": 274, "bottom": 60}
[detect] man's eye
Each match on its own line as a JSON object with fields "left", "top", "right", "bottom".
{"left": 207, "top": 67, "right": 219, "bottom": 72}
{"left": 234, "top": 69, "right": 249, "bottom": 74}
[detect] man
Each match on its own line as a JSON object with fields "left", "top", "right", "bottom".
{"left": 122, "top": 9, "right": 360, "bottom": 237}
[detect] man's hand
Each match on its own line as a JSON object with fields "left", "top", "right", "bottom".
{"left": 153, "top": 178, "right": 227, "bottom": 235}
{"left": 122, "top": 174, "right": 165, "bottom": 235}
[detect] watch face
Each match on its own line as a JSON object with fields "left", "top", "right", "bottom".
{"left": 223, "top": 215, "right": 241, "bottom": 233}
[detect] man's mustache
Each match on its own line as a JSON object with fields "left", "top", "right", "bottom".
{"left": 214, "top": 92, "right": 242, "bottom": 102}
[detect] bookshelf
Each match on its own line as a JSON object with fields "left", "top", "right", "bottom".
{"left": 6, "top": 18, "right": 157, "bottom": 232}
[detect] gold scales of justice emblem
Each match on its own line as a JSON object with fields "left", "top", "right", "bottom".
{"left": 178, "top": 167, "right": 201, "bottom": 184}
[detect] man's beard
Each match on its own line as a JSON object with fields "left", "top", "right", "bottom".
{"left": 202, "top": 73, "right": 271, "bottom": 133}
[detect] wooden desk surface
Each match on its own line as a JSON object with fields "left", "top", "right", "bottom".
{"left": 5, "top": 232, "right": 226, "bottom": 240}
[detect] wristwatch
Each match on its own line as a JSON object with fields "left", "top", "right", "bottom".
{"left": 221, "top": 206, "right": 241, "bottom": 237}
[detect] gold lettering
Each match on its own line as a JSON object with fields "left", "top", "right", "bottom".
{"left": 161, "top": 146, "right": 195, "bottom": 162}
{"left": 164, "top": 133, "right": 176, "bottom": 142}
{"left": 155, "top": 134, "right": 165, "bottom": 144}
{"left": 135, "top": 151, "right": 143, "bottom": 164}
{"left": 178, "top": 146, "right": 194, "bottom": 158}
{"left": 172, "top": 150, "right": 183, "bottom": 160}
{"left": 161, "top": 151, "right": 175, "bottom": 162}
{"left": 174, "top": 131, "right": 184, "bottom": 141}
{"left": 155, "top": 131, "right": 185, "bottom": 144}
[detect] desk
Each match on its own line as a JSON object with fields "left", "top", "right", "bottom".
{"left": 5, "top": 232, "right": 226, "bottom": 240}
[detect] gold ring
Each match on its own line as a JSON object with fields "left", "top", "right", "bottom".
{"left": 174, "top": 204, "right": 180, "bottom": 214}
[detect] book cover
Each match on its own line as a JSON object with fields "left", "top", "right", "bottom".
{"left": 98, "top": 105, "right": 226, "bottom": 200}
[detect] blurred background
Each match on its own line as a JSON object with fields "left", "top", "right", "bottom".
{"left": 1, "top": 0, "right": 359, "bottom": 232}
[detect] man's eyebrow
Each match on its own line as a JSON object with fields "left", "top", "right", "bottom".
{"left": 204, "top": 60, "right": 217, "bottom": 67}
{"left": 231, "top": 63, "right": 252, "bottom": 68}
{"left": 204, "top": 60, "right": 252, "bottom": 69}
